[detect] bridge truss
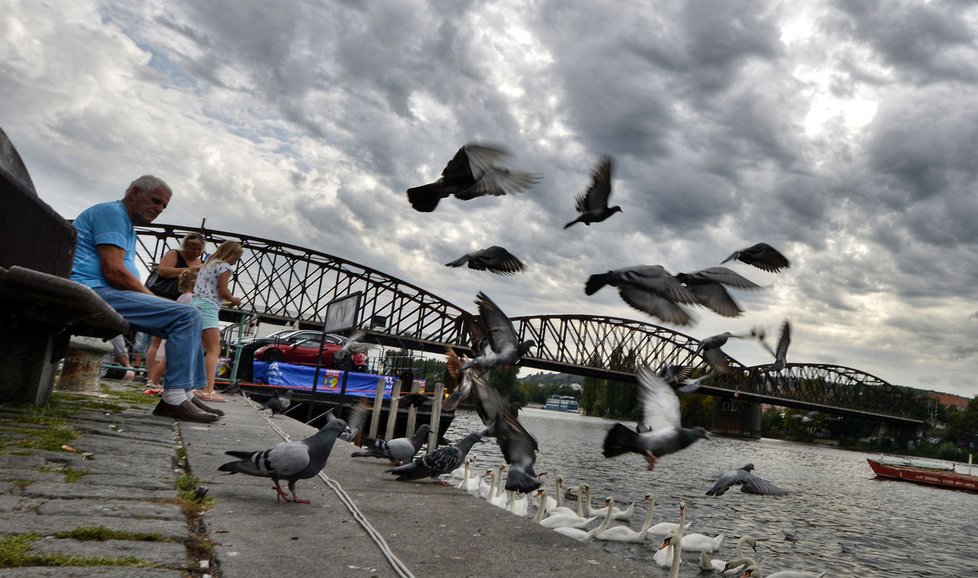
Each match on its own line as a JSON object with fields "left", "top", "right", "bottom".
{"left": 133, "top": 224, "right": 925, "bottom": 424}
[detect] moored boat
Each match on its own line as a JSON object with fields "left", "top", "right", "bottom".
{"left": 543, "top": 395, "right": 580, "bottom": 413}
{"left": 867, "top": 458, "right": 978, "bottom": 493}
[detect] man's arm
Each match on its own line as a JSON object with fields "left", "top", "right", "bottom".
{"left": 98, "top": 245, "right": 155, "bottom": 294}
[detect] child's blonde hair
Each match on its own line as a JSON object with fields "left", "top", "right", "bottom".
{"left": 177, "top": 269, "right": 198, "bottom": 293}
{"left": 205, "top": 240, "right": 244, "bottom": 268}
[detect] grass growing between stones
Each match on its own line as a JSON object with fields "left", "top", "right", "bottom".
{"left": 0, "top": 532, "right": 158, "bottom": 568}
{"left": 54, "top": 526, "right": 171, "bottom": 542}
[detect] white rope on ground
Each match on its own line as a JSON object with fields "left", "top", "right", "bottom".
{"left": 243, "top": 395, "right": 415, "bottom": 578}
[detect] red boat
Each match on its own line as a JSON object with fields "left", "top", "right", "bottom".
{"left": 867, "top": 458, "right": 978, "bottom": 493}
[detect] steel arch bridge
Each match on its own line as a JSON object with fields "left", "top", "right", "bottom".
{"left": 133, "top": 224, "right": 926, "bottom": 426}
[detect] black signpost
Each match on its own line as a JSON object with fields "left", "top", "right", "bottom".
{"left": 306, "top": 292, "right": 362, "bottom": 424}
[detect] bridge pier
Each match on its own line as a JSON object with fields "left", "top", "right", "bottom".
{"left": 711, "top": 398, "right": 762, "bottom": 439}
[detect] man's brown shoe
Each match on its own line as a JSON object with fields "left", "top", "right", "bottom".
{"left": 153, "top": 400, "right": 219, "bottom": 423}
{"left": 191, "top": 396, "right": 225, "bottom": 416}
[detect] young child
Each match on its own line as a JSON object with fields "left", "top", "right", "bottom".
{"left": 192, "top": 241, "right": 243, "bottom": 402}
{"left": 144, "top": 270, "right": 198, "bottom": 395}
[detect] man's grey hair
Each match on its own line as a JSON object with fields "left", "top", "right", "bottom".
{"left": 127, "top": 175, "right": 172, "bottom": 196}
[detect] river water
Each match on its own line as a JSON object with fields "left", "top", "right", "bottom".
{"left": 442, "top": 407, "right": 978, "bottom": 577}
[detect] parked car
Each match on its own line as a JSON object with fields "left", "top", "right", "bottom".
{"left": 230, "top": 329, "right": 345, "bottom": 381}
{"left": 254, "top": 332, "right": 368, "bottom": 371}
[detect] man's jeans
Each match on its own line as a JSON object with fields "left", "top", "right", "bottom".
{"left": 94, "top": 287, "right": 206, "bottom": 391}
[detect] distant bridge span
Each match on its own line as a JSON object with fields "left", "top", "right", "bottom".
{"left": 134, "top": 224, "right": 925, "bottom": 426}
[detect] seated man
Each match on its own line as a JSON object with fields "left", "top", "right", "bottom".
{"left": 70, "top": 175, "right": 221, "bottom": 423}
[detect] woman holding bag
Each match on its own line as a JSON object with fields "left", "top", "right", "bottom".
{"left": 144, "top": 232, "right": 206, "bottom": 390}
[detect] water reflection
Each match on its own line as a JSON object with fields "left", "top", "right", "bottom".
{"left": 444, "top": 407, "right": 978, "bottom": 577}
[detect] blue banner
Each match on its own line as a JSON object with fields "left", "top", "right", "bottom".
{"left": 252, "top": 361, "right": 425, "bottom": 399}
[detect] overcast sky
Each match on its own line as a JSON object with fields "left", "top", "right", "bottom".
{"left": 4, "top": 0, "right": 978, "bottom": 398}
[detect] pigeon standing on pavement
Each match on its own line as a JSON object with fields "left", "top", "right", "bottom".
{"left": 261, "top": 389, "right": 293, "bottom": 416}
{"left": 389, "top": 430, "right": 484, "bottom": 483}
{"left": 603, "top": 366, "right": 710, "bottom": 470}
{"left": 706, "top": 463, "right": 790, "bottom": 496}
{"left": 351, "top": 424, "right": 431, "bottom": 465}
{"left": 585, "top": 265, "right": 700, "bottom": 326}
{"left": 721, "top": 243, "right": 791, "bottom": 273}
{"left": 563, "top": 156, "right": 621, "bottom": 229}
{"left": 217, "top": 419, "right": 346, "bottom": 503}
{"left": 406, "top": 143, "right": 541, "bottom": 212}
{"left": 461, "top": 292, "right": 535, "bottom": 372}
{"left": 445, "top": 246, "right": 525, "bottom": 275}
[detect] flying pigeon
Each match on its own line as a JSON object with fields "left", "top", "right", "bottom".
{"left": 445, "top": 246, "right": 525, "bottom": 275}
{"left": 706, "top": 463, "right": 789, "bottom": 496}
{"left": 585, "top": 265, "right": 700, "bottom": 326}
{"left": 675, "top": 266, "right": 763, "bottom": 318}
{"left": 602, "top": 366, "right": 709, "bottom": 470}
{"left": 261, "top": 389, "right": 293, "bottom": 416}
{"left": 443, "top": 348, "right": 474, "bottom": 411}
{"left": 406, "top": 143, "right": 541, "bottom": 212}
{"left": 721, "top": 242, "right": 790, "bottom": 273}
{"left": 389, "top": 430, "right": 484, "bottom": 483}
{"left": 758, "top": 320, "right": 791, "bottom": 371}
{"left": 217, "top": 419, "right": 346, "bottom": 503}
{"left": 696, "top": 331, "right": 745, "bottom": 376}
{"left": 332, "top": 329, "right": 370, "bottom": 368}
{"left": 563, "top": 156, "right": 621, "bottom": 229}
{"left": 461, "top": 292, "right": 535, "bottom": 372}
{"left": 351, "top": 423, "right": 431, "bottom": 464}
{"left": 339, "top": 400, "right": 369, "bottom": 443}
{"left": 469, "top": 368, "right": 542, "bottom": 493}
{"left": 659, "top": 364, "right": 715, "bottom": 394}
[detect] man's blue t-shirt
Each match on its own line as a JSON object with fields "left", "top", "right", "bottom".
{"left": 70, "top": 200, "right": 141, "bottom": 288}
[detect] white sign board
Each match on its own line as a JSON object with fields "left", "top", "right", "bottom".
{"left": 323, "top": 292, "right": 361, "bottom": 334}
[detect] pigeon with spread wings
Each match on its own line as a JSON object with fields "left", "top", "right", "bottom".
{"left": 563, "top": 156, "right": 621, "bottom": 229}
{"left": 462, "top": 292, "right": 535, "bottom": 372}
{"left": 406, "top": 144, "right": 541, "bottom": 212}
{"left": 603, "top": 366, "right": 709, "bottom": 470}
{"left": 586, "top": 265, "right": 700, "bottom": 326}
{"left": 445, "top": 246, "right": 524, "bottom": 276}
{"left": 722, "top": 242, "right": 790, "bottom": 273}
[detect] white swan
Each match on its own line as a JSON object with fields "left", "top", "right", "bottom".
{"left": 653, "top": 502, "right": 687, "bottom": 570}
{"left": 533, "top": 488, "right": 597, "bottom": 529}
{"left": 487, "top": 466, "right": 509, "bottom": 509}
{"left": 673, "top": 503, "right": 724, "bottom": 552}
{"left": 593, "top": 495, "right": 656, "bottom": 542}
{"left": 506, "top": 489, "right": 529, "bottom": 517}
{"left": 454, "top": 457, "right": 481, "bottom": 493}
{"left": 701, "top": 535, "right": 757, "bottom": 574}
{"left": 740, "top": 565, "right": 827, "bottom": 578}
{"left": 583, "top": 485, "right": 636, "bottom": 521}
{"left": 552, "top": 496, "right": 606, "bottom": 542}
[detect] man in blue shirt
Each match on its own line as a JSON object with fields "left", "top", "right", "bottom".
{"left": 71, "top": 175, "right": 221, "bottom": 423}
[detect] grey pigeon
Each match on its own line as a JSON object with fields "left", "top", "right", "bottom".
{"left": 658, "top": 364, "right": 713, "bottom": 394}
{"left": 563, "top": 156, "right": 621, "bottom": 229}
{"left": 332, "top": 329, "right": 369, "bottom": 367}
{"left": 217, "top": 419, "right": 346, "bottom": 503}
{"left": 602, "top": 366, "right": 709, "bottom": 470}
{"left": 585, "top": 265, "right": 699, "bottom": 326}
{"left": 461, "top": 292, "right": 535, "bottom": 372}
{"left": 443, "top": 348, "right": 474, "bottom": 411}
{"left": 406, "top": 143, "right": 541, "bottom": 212}
{"left": 696, "top": 331, "right": 745, "bottom": 376}
{"left": 389, "top": 430, "right": 484, "bottom": 482}
{"left": 468, "top": 368, "right": 541, "bottom": 493}
{"left": 339, "top": 400, "right": 368, "bottom": 443}
{"left": 445, "top": 246, "right": 524, "bottom": 275}
{"left": 758, "top": 320, "right": 791, "bottom": 371}
{"left": 706, "top": 463, "right": 789, "bottom": 496}
{"left": 676, "top": 266, "right": 763, "bottom": 318}
{"left": 261, "top": 389, "right": 293, "bottom": 415}
{"left": 722, "top": 242, "right": 790, "bottom": 273}
{"left": 351, "top": 424, "right": 431, "bottom": 464}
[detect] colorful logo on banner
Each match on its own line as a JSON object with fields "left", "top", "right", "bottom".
{"left": 323, "top": 371, "right": 340, "bottom": 390}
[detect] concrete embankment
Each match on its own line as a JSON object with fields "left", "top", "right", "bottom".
{"left": 0, "top": 383, "right": 656, "bottom": 577}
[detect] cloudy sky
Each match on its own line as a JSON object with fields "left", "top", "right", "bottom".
{"left": 4, "top": 0, "right": 978, "bottom": 398}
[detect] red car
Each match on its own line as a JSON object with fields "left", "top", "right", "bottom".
{"left": 254, "top": 333, "right": 368, "bottom": 371}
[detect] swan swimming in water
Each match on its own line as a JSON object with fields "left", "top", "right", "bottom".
{"left": 700, "top": 535, "right": 757, "bottom": 573}
{"left": 533, "top": 488, "right": 596, "bottom": 529}
{"left": 583, "top": 485, "right": 636, "bottom": 521}
{"left": 592, "top": 495, "right": 657, "bottom": 543}
{"left": 739, "top": 565, "right": 827, "bottom": 578}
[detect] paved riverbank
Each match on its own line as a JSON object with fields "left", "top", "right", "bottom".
{"left": 0, "top": 381, "right": 656, "bottom": 577}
